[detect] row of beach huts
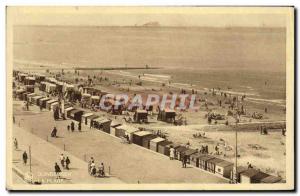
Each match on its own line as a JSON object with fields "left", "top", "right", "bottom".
{"left": 13, "top": 70, "right": 283, "bottom": 184}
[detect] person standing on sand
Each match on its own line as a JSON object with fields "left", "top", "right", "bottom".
{"left": 22, "top": 151, "right": 28, "bottom": 165}
{"left": 169, "top": 146, "right": 175, "bottom": 160}
{"left": 65, "top": 156, "right": 71, "bottom": 170}
{"left": 71, "top": 121, "right": 75, "bottom": 132}
{"left": 54, "top": 162, "right": 61, "bottom": 179}
{"left": 60, "top": 154, "right": 65, "bottom": 168}
{"left": 14, "top": 138, "right": 18, "bottom": 150}
{"left": 78, "top": 122, "right": 81, "bottom": 131}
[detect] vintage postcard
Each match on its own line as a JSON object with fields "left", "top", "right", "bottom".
{"left": 6, "top": 6, "right": 294, "bottom": 191}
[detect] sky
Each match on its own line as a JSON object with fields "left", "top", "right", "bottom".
{"left": 7, "top": 6, "right": 289, "bottom": 27}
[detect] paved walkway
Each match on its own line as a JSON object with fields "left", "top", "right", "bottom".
{"left": 13, "top": 102, "right": 227, "bottom": 184}
{"left": 12, "top": 125, "right": 124, "bottom": 184}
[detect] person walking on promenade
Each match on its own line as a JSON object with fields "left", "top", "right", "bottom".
{"left": 67, "top": 125, "right": 70, "bottom": 131}
{"left": 169, "top": 146, "right": 175, "bottom": 160}
{"left": 51, "top": 126, "right": 58, "bottom": 137}
{"left": 54, "top": 162, "right": 61, "bottom": 179}
{"left": 13, "top": 138, "right": 18, "bottom": 150}
{"left": 65, "top": 156, "right": 71, "bottom": 170}
{"left": 99, "top": 162, "right": 105, "bottom": 177}
{"left": 71, "top": 121, "right": 75, "bottom": 132}
{"left": 40, "top": 104, "right": 43, "bottom": 111}
{"left": 60, "top": 154, "right": 65, "bottom": 168}
{"left": 22, "top": 151, "right": 28, "bottom": 165}
{"left": 88, "top": 157, "right": 94, "bottom": 174}
{"left": 78, "top": 122, "right": 81, "bottom": 132}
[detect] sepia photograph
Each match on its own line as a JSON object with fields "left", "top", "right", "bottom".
{"left": 6, "top": 6, "right": 294, "bottom": 191}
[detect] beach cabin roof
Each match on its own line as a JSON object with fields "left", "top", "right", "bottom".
{"left": 27, "top": 93, "right": 36, "bottom": 96}
{"left": 46, "top": 99, "right": 57, "bottom": 104}
{"left": 240, "top": 168, "right": 260, "bottom": 178}
{"left": 91, "top": 95, "right": 100, "bottom": 100}
{"left": 199, "top": 155, "right": 214, "bottom": 161}
{"left": 82, "top": 113, "right": 94, "bottom": 118}
{"left": 216, "top": 160, "right": 234, "bottom": 167}
{"left": 261, "top": 175, "right": 282, "bottom": 183}
{"left": 184, "top": 149, "right": 198, "bottom": 156}
{"left": 158, "top": 140, "right": 173, "bottom": 147}
{"left": 207, "top": 158, "right": 224, "bottom": 164}
{"left": 70, "top": 109, "right": 83, "bottom": 115}
{"left": 87, "top": 114, "right": 99, "bottom": 120}
{"left": 150, "top": 137, "right": 165, "bottom": 143}
{"left": 116, "top": 125, "right": 139, "bottom": 134}
{"left": 26, "top": 76, "right": 36, "bottom": 80}
{"left": 134, "top": 131, "right": 152, "bottom": 137}
{"left": 136, "top": 109, "right": 147, "bottom": 114}
{"left": 252, "top": 171, "right": 270, "bottom": 182}
{"left": 65, "top": 107, "right": 74, "bottom": 112}
{"left": 110, "top": 120, "right": 122, "bottom": 128}
{"left": 40, "top": 97, "right": 50, "bottom": 101}
{"left": 32, "top": 95, "right": 43, "bottom": 99}
{"left": 94, "top": 117, "right": 111, "bottom": 124}
{"left": 190, "top": 152, "right": 205, "bottom": 159}
{"left": 176, "top": 146, "right": 188, "bottom": 153}
{"left": 16, "top": 89, "right": 26, "bottom": 93}
{"left": 82, "top": 93, "right": 92, "bottom": 97}
{"left": 164, "top": 109, "right": 176, "bottom": 113}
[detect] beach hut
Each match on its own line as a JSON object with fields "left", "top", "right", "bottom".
{"left": 175, "top": 146, "right": 188, "bottom": 160}
{"left": 50, "top": 102, "right": 59, "bottom": 110}
{"left": 240, "top": 169, "right": 269, "bottom": 183}
{"left": 261, "top": 175, "right": 282, "bottom": 183}
{"left": 69, "top": 109, "right": 84, "bottom": 122}
{"left": 215, "top": 160, "right": 234, "bottom": 178}
{"left": 190, "top": 153, "right": 205, "bottom": 167}
{"left": 26, "top": 93, "right": 36, "bottom": 102}
{"left": 110, "top": 120, "right": 122, "bottom": 136}
{"left": 25, "top": 76, "right": 36, "bottom": 85}
{"left": 230, "top": 166, "right": 248, "bottom": 183}
{"left": 93, "top": 117, "right": 111, "bottom": 133}
{"left": 46, "top": 83, "right": 57, "bottom": 93}
{"left": 36, "top": 96, "right": 46, "bottom": 106}
{"left": 198, "top": 155, "right": 214, "bottom": 170}
{"left": 18, "top": 73, "right": 27, "bottom": 82}
{"left": 207, "top": 158, "right": 224, "bottom": 173}
{"left": 25, "top": 85, "right": 35, "bottom": 93}
{"left": 46, "top": 100, "right": 58, "bottom": 110}
{"left": 115, "top": 125, "right": 139, "bottom": 141}
{"left": 22, "top": 92, "right": 30, "bottom": 101}
{"left": 87, "top": 115, "right": 99, "bottom": 127}
{"left": 16, "top": 89, "right": 26, "bottom": 100}
{"left": 142, "top": 135, "right": 157, "bottom": 149}
{"left": 91, "top": 96, "right": 100, "bottom": 105}
{"left": 40, "top": 97, "right": 51, "bottom": 108}
{"left": 134, "top": 110, "right": 148, "bottom": 123}
{"left": 65, "top": 107, "right": 74, "bottom": 117}
{"left": 30, "top": 95, "right": 42, "bottom": 104}
{"left": 81, "top": 113, "right": 94, "bottom": 125}
{"left": 157, "top": 109, "right": 176, "bottom": 123}
{"left": 149, "top": 137, "right": 165, "bottom": 152}
{"left": 184, "top": 149, "right": 198, "bottom": 163}
{"left": 157, "top": 141, "right": 173, "bottom": 156}
{"left": 132, "top": 131, "right": 152, "bottom": 146}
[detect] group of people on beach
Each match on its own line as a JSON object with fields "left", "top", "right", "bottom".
{"left": 67, "top": 121, "right": 81, "bottom": 132}
{"left": 54, "top": 153, "right": 71, "bottom": 179}
{"left": 88, "top": 157, "right": 106, "bottom": 177}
